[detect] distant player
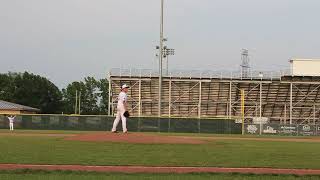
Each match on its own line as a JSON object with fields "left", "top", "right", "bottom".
{"left": 7, "top": 115, "right": 16, "bottom": 131}
{"left": 111, "top": 84, "right": 130, "bottom": 133}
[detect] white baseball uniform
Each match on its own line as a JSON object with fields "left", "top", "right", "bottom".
{"left": 111, "top": 91, "right": 128, "bottom": 132}
{"left": 8, "top": 116, "right": 15, "bottom": 131}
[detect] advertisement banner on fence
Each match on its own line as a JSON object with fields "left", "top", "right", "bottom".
{"left": 86, "top": 117, "right": 101, "bottom": 125}
{"left": 262, "top": 124, "right": 279, "bottom": 135}
{"left": 245, "top": 124, "right": 260, "bottom": 135}
{"left": 49, "top": 116, "right": 60, "bottom": 125}
{"left": 279, "top": 125, "right": 297, "bottom": 135}
{"left": 0, "top": 115, "right": 6, "bottom": 128}
{"left": 68, "top": 116, "right": 79, "bottom": 127}
{"left": 298, "top": 125, "right": 316, "bottom": 136}
{"left": 316, "top": 126, "right": 320, "bottom": 136}
{"left": 32, "top": 116, "right": 42, "bottom": 124}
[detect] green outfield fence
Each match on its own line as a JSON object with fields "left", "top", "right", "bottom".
{"left": 0, "top": 114, "right": 241, "bottom": 134}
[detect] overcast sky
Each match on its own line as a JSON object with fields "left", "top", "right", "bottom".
{"left": 1, "top": 0, "right": 319, "bottom": 88}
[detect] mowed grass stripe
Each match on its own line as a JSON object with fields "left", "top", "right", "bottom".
{"left": 0, "top": 170, "right": 320, "bottom": 180}
{"left": 1, "top": 135, "right": 320, "bottom": 169}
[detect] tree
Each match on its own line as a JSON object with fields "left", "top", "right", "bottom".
{"left": 61, "top": 81, "right": 83, "bottom": 114}
{"left": 98, "top": 78, "right": 109, "bottom": 114}
{"left": 62, "top": 77, "right": 109, "bottom": 115}
{"left": 13, "top": 72, "right": 63, "bottom": 113}
{"left": 62, "top": 77, "right": 105, "bottom": 115}
{"left": 0, "top": 73, "right": 15, "bottom": 101}
{"left": 1, "top": 71, "right": 109, "bottom": 115}
{"left": 0, "top": 72, "right": 63, "bottom": 113}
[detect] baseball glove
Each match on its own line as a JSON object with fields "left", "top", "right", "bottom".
{"left": 123, "top": 111, "right": 130, "bottom": 118}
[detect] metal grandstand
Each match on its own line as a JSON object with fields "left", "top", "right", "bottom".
{"left": 108, "top": 68, "right": 320, "bottom": 125}
{"left": 109, "top": 68, "right": 289, "bottom": 80}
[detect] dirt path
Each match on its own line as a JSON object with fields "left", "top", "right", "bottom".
{"left": 1, "top": 164, "right": 320, "bottom": 175}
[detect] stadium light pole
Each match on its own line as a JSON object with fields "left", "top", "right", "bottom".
{"left": 163, "top": 48, "right": 175, "bottom": 75}
{"left": 158, "top": 0, "right": 164, "bottom": 117}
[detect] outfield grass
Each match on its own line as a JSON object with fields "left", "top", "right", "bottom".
{"left": 1, "top": 129, "right": 317, "bottom": 139}
{"left": 1, "top": 132, "right": 320, "bottom": 169}
{"left": 0, "top": 170, "right": 319, "bottom": 180}
{"left": 155, "top": 132, "right": 319, "bottom": 139}
{"left": 0, "top": 129, "right": 97, "bottom": 134}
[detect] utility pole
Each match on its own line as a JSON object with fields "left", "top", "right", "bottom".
{"left": 74, "top": 90, "right": 82, "bottom": 115}
{"left": 75, "top": 90, "right": 78, "bottom": 114}
{"left": 78, "top": 91, "right": 81, "bottom": 115}
{"left": 158, "top": 0, "right": 164, "bottom": 117}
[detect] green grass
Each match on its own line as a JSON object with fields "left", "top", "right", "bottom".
{"left": 1, "top": 133, "right": 320, "bottom": 169}
{"left": 154, "top": 132, "right": 318, "bottom": 139}
{"left": 0, "top": 129, "right": 97, "bottom": 134}
{"left": 0, "top": 170, "right": 319, "bottom": 180}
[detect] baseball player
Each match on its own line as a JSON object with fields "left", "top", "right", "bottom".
{"left": 111, "top": 84, "right": 129, "bottom": 133}
{"left": 7, "top": 115, "right": 16, "bottom": 131}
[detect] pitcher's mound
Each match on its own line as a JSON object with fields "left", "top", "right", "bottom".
{"left": 65, "top": 132, "right": 205, "bottom": 144}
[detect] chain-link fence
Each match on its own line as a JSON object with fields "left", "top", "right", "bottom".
{"left": 0, "top": 115, "right": 240, "bottom": 134}
{"left": 2, "top": 115, "right": 320, "bottom": 135}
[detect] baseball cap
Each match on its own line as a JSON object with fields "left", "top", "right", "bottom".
{"left": 121, "top": 84, "right": 130, "bottom": 89}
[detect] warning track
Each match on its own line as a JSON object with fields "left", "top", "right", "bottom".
{"left": 1, "top": 164, "right": 320, "bottom": 175}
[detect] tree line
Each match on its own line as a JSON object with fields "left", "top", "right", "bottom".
{"left": 0, "top": 72, "right": 109, "bottom": 114}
